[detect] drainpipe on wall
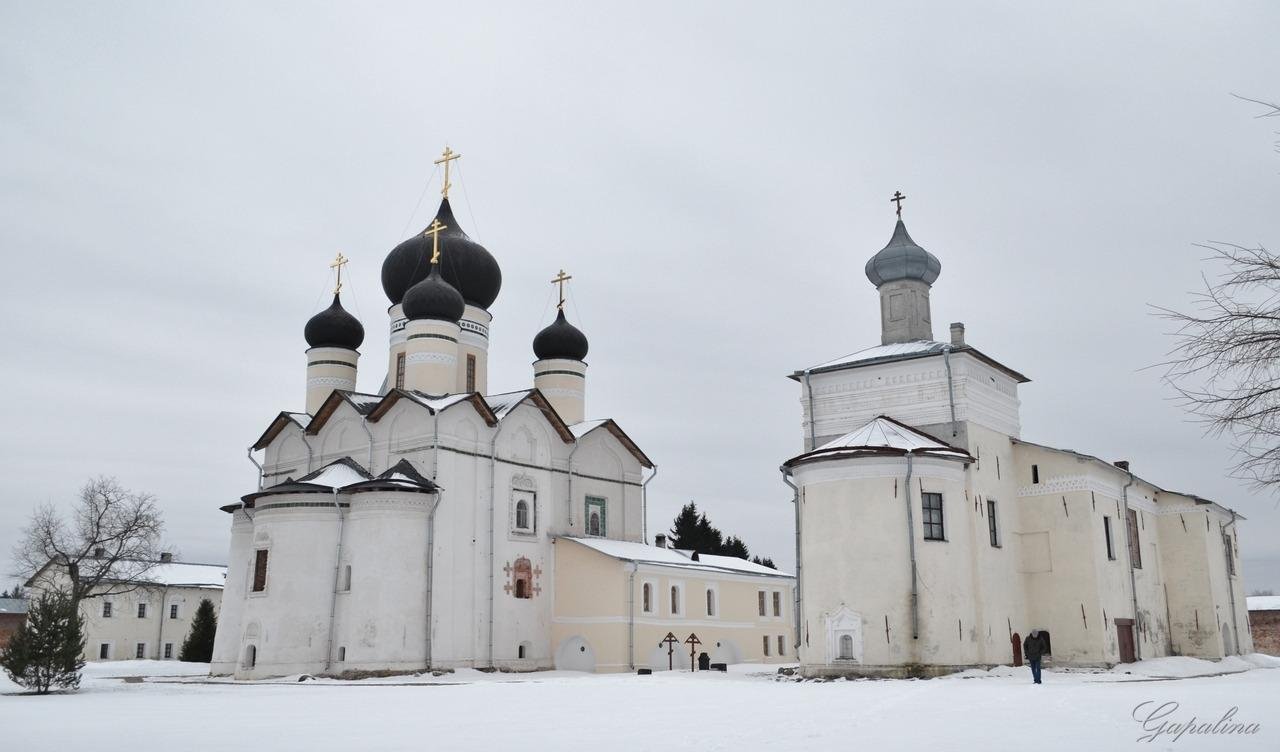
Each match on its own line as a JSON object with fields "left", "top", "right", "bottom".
{"left": 360, "top": 415, "right": 375, "bottom": 474}
{"left": 431, "top": 409, "right": 441, "bottom": 479}
{"left": 904, "top": 451, "right": 920, "bottom": 640}
{"left": 802, "top": 370, "right": 818, "bottom": 451}
{"left": 302, "top": 433, "right": 315, "bottom": 473}
{"left": 487, "top": 420, "right": 508, "bottom": 668}
{"left": 323, "top": 486, "right": 347, "bottom": 673}
{"left": 1223, "top": 511, "right": 1242, "bottom": 655}
{"left": 941, "top": 346, "right": 958, "bottom": 438}
{"left": 155, "top": 583, "right": 169, "bottom": 660}
{"left": 641, "top": 465, "right": 658, "bottom": 544}
{"left": 424, "top": 488, "right": 444, "bottom": 670}
{"left": 246, "top": 447, "right": 264, "bottom": 491}
{"left": 628, "top": 561, "right": 638, "bottom": 670}
{"left": 1121, "top": 471, "right": 1140, "bottom": 662}
{"left": 781, "top": 466, "right": 801, "bottom": 652}
{"left": 566, "top": 442, "right": 582, "bottom": 529}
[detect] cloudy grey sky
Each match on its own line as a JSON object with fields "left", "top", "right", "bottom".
{"left": 2, "top": 2, "right": 1278, "bottom": 592}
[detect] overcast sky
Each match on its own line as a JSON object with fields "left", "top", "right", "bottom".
{"left": 2, "top": 2, "right": 1278, "bottom": 593}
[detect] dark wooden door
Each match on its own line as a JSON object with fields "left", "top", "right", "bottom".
{"left": 1116, "top": 619, "right": 1135, "bottom": 663}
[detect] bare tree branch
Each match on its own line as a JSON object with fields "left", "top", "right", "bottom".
{"left": 12, "top": 476, "right": 165, "bottom": 606}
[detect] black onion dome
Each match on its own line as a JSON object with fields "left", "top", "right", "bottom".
{"left": 381, "top": 198, "right": 503, "bottom": 309}
{"left": 305, "top": 293, "right": 365, "bottom": 350}
{"left": 864, "top": 219, "right": 942, "bottom": 287}
{"left": 533, "top": 309, "right": 589, "bottom": 361}
{"left": 402, "top": 265, "right": 465, "bottom": 322}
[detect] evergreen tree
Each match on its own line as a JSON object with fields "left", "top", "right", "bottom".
{"left": 0, "top": 592, "right": 85, "bottom": 694}
{"left": 669, "top": 502, "right": 705, "bottom": 550}
{"left": 722, "top": 536, "right": 750, "bottom": 559}
{"left": 179, "top": 598, "right": 218, "bottom": 663}
{"left": 668, "top": 502, "right": 775, "bottom": 564}
{"left": 751, "top": 555, "right": 777, "bottom": 570}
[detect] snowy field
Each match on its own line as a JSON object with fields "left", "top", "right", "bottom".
{"left": 3, "top": 656, "right": 1279, "bottom": 750}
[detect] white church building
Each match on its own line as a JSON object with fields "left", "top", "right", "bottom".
{"left": 785, "top": 203, "right": 1254, "bottom": 677}
{"left": 209, "top": 156, "right": 793, "bottom": 678}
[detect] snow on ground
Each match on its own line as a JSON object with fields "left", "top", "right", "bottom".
{"left": 3, "top": 658, "right": 1278, "bottom": 750}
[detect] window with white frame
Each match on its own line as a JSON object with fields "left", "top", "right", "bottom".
{"left": 512, "top": 489, "right": 536, "bottom": 534}
{"left": 642, "top": 582, "right": 654, "bottom": 614}
{"left": 922, "top": 492, "right": 945, "bottom": 541}
{"left": 585, "top": 496, "right": 606, "bottom": 537}
{"left": 169, "top": 603, "right": 179, "bottom": 620}
{"left": 137, "top": 603, "right": 148, "bottom": 619}
{"left": 987, "top": 498, "right": 1000, "bottom": 548}
{"left": 838, "top": 634, "right": 854, "bottom": 659}
{"left": 706, "top": 588, "right": 716, "bottom": 617}
{"left": 669, "top": 584, "right": 683, "bottom": 615}
{"left": 763, "top": 635, "right": 771, "bottom": 656}
{"left": 772, "top": 591, "right": 782, "bottom": 617}
{"left": 341, "top": 564, "right": 352, "bottom": 592}
{"left": 102, "top": 601, "right": 113, "bottom": 618}
{"left": 757, "top": 591, "right": 766, "bottom": 617}
{"left": 164, "top": 643, "right": 173, "bottom": 659}
{"left": 135, "top": 642, "right": 146, "bottom": 659}
{"left": 99, "top": 643, "right": 110, "bottom": 659}
{"left": 777, "top": 635, "right": 785, "bottom": 656}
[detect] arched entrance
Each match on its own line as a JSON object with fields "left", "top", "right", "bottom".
{"left": 709, "top": 638, "right": 741, "bottom": 666}
{"left": 554, "top": 636, "right": 596, "bottom": 672}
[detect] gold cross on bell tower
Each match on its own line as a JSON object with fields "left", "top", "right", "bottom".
{"left": 551, "top": 269, "right": 572, "bottom": 310}
{"left": 424, "top": 219, "right": 448, "bottom": 264}
{"left": 434, "top": 146, "right": 461, "bottom": 199}
{"left": 330, "top": 252, "right": 349, "bottom": 294}
{"left": 890, "top": 190, "right": 907, "bottom": 218}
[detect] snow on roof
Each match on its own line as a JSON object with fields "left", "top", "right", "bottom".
{"left": 345, "top": 392, "right": 384, "bottom": 414}
{"left": 562, "top": 537, "right": 792, "bottom": 578}
{"left": 808, "top": 340, "right": 948, "bottom": 371}
{"left": 1248, "top": 595, "right": 1280, "bottom": 611}
{"left": 297, "top": 458, "right": 372, "bottom": 488}
{"left": 405, "top": 392, "right": 473, "bottom": 412}
{"left": 0, "top": 598, "right": 27, "bottom": 614}
{"left": 570, "top": 419, "right": 608, "bottom": 439}
{"left": 485, "top": 390, "right": 534, "bottom": 422}
{"left": 141, "top": 562, "right": 227, "bottom": 589}
{"left": 818, "top": 416, "right": 960, "bottom": 454}
{"left": 285, "top": 412, "right": 311, "bottom": 429}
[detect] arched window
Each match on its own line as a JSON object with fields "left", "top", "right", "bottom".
{"left": 838, "top": 634, "right": 854, "bottom": 660}
{"left": 670, "top": 586, "right": 680, "bottom": 615}
{"left": 588, "top": 511, "right": 601, "bottom": 536}
{"left": 511, "top": 557, "right": 533, "bottom": 600}
{"left": 706, "top": 589, "right": 716, "bottom": 616}
{"left": 515, "top": 500, "right": 530, "bottom": 531}
{"left": 642, "top": 583, "right": 652, "bottom": 613}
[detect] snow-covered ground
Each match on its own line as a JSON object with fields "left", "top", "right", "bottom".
{"left": 3, "top": 657, "right": 1278, "bottom": 750}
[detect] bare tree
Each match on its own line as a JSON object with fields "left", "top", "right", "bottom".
{"left": 13, "top": 476, "right": 165, "bottom": 606}
{"left": 1156, "top": 97, "right": 1280, "bottom": 490}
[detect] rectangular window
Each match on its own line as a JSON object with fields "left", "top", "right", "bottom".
{"left": 338, "top": 646, "right": 346, "bottom": 661}
{"left": 135, "top": 643, "right": 146, "bottom": 659}
{"left": 252, "top": 549, "right": 269, "bottom": 592}
{"left": 466, "top": 354, "right": 477, "bottom": 392}
{"left": 758, "top": 591, "right": 766, "bottom": 617}
{"left": 777, "top": 636, "right": 785, "bottom": 656}
{"left": 137, "top": 603, "right": 147, "bottom": 619}
{"left": 763, "top": 635, "right": 771, "bottom": 656}
{"left": 772, "top": 591, "right": 782, "bottom": 617}
{"left": 987, "top": 499, "right": 1000, "bottom": 547}
{"left": 170, "top": 604, "right": 179, "bottom": 620}
{"left": 584, "top": 496, "right": 607, "bottom": 537}
{"left": 395, "top": 352, "right": 406, "bottom": 389}
{"left": 922, "top": 492, "right": 945, "bottom": 541}
{"left": 99, "top": 643, "right": 110, "bottom": 659}
{"left": 341, "top": 564, "right": 352, "bottom": 592}
{"left": 1223, "top": 532, "right": 1235, "bottom": 576}
{"left": 1104, "top": 516, "right": 1116, "bottom": 560}
{"left": 102, "top": 602, "right": 113, "bottom": 618}
{"left": 670, "top": 585, "right": 682, "bottom": 615}
{"left": 164, "top": 643, "right": 173, "bottom": 659}
{"left": 1032, "top": 465, "right": 1040, "bottom": 484}
{"left": 1126, "top": 508, "right": 1142, "bottom": 569}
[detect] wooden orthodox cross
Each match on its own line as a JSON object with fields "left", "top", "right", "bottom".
{"left": 660, "top": 632, "right": 679, "bottom": 671}
{"left": 434, "top": 146, "right": 461, "bottom": 198}
{"left": 890, "top": 190, "right": 907, "bottom": 218}
{"left": 550, "top": 269, "right": 572, "bottom": 310}
{"left": 685, "top": 633, "right": 702, "bottom": 672}
{"left": 330, "top": 252, "right": 348, "bottom": 294}
{"left": 424, "top": 219, "right": 448, "bottom": 264}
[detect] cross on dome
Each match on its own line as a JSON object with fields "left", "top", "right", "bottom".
{"left": 434, "top": 146, "right": 461, "bottom": 199}
{"left": 424, "top": 219, "right": 448, "bottom": 264}
{"left": 891, "top": 190, "right": 907, "bottom": 218}
{"left": 330, "top": 252, "right": 349, "bottom": 294}
{"left": 551, "top": 268, "right": 573, "bottom": 310}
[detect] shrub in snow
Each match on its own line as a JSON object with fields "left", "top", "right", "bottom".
{"left": 179, "top": 598, "right": 217, "bottom": 663}
{"left": 0, "top": 592, "right": 86, "bottom": 694}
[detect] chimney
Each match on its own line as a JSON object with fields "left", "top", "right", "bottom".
{"left": 93, "top": 547, "right": 105, "bottom": 558}
{"left": 159, "top": 552, "right": 173, "bottom": 563}
{"left": 1114, "top": 460, "right": 1130, "bottom": 471}
{"left": 950, "top": 322, "right": 965, "bottom": 347}
{"left": 654, "top": 534, "right": 668, "bottom": 549}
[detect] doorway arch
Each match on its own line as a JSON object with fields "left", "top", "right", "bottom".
{"left": 554, "top": 636, "right": 596, "bottom": 672}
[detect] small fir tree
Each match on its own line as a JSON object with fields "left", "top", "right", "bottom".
{"left": 0, "top": 592, "right": 85, "bottom": 694}
{"left": 178, "top": 598, "right": 217, "bottom": 663}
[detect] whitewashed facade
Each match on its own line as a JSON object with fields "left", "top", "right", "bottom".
{"left": 787, "top": 213, "right": 1253, "bottom": 677}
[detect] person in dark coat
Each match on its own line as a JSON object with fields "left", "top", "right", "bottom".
{"left": 1023, "top": 630, "right": 1047, "bottom": 684}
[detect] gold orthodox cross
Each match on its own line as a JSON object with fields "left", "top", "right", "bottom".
{"left": 434, "top": 146, "right": 461, "bottom": 198}
{"left": 891, "top": 190, "right": 907, "bottom": 218}
{"left": 330, "top": 252, "right": 348, "bottom": 294}
{"left": 425, "top": 219, "right": 448, "bottom": 264}
{"left": 551, "top": 269, "right": 572, "bottom": 310}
